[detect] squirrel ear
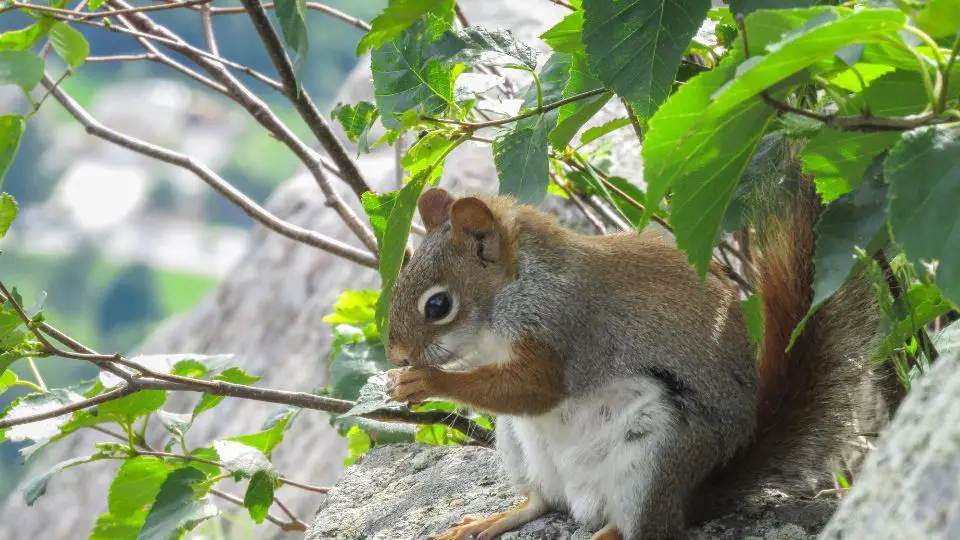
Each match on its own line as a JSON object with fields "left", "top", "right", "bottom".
{"left": 418, "top": 188, "right": 456, "bottom": 232}
{"left": 450, "top": 197, "right": 501, "bottom": 264}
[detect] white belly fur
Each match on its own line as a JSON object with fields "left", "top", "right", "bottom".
{"left": 504, "top": 377, "right": 674, "bottom": 528}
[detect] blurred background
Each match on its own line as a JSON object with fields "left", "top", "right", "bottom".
{"left": 0, "top": 0, "right": 384, "bottom": 503}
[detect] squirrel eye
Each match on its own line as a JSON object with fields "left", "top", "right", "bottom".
{"left": 418, "top": 286, "right": 459, "bottom": 325}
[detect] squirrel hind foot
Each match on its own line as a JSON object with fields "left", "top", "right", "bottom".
{"left": 427, "top": 497, "right": 548, "bottom": 540}
{"left": 590, "top": 525, "right": 624, "bottom": 540}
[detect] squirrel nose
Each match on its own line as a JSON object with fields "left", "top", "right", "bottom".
{"left": 388, "top": 344, "right": 412, "bottom": 367}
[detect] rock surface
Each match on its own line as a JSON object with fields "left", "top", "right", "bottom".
{"left": 820, "top": 352, "right": 960, "bottom": 540}
{"left": 306, "top": 443, "right": 837, "bottom": 540}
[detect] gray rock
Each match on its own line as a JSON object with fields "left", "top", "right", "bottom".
{"left": 306, "top": 444, "right": 838, "bottom": 540}
{"left": 819, "top": 353, "right": 960, "bottom": 540}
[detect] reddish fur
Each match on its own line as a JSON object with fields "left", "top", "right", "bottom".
{"left": 426, "top": 338, "right": 566, "bottom": 415}
{"left": 754, "top": 185, "right": 817, "bottom": 432}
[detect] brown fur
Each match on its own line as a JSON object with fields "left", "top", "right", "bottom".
{"left": 693, "top": 178, "right": 884, "bottom": 519}
{"left": 392, "top": 338, "right": 567, "bottom": 415}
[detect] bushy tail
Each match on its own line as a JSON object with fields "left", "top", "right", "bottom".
{"left": 694, "top": 164, "right": 891, "bottom": 519}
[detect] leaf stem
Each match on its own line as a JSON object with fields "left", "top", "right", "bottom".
{"left": 532, "top": 70, "right": 543, "bottom": 111}
{"left": 26, "top": 358, "right": 47, "bottom": 391}
{"left": 13, "top": 380, "right": 44, "bottom": 393}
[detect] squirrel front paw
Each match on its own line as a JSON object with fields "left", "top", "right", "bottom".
{"left": 386, "top": 366, "right": 436, "bottom": 403}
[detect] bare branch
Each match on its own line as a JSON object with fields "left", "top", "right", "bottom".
{"left": 39, "top": 74, "right": 378, "bottom": 267}
{"left": 235, "top": 0, "right": 375, "bottom": 201}
{"left": 551, "top": 173, "right": 607, "bottom": 235}
{"left": 0, "top": 385, "right": 138, "bottom": 429}
{"left": 86, "top": 53, "right": 154, "bottom": 63}
{"left": 209, "top": 2, "right": 371, "bottom": 32}
{"left": 422, "top": 88, "right": 607, "bottom": 129}
{"left": 200, "top": 3, "right": 219, "bottom": 56}
{"left": 108, "top": 0, "right": 378, "bottom": 253}
{"left": 210, "top": 488, "right": 307, "bottom": 532}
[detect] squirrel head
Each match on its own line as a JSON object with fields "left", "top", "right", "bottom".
{"left": 387, "top": 188, "right": 517, "bottom": 369}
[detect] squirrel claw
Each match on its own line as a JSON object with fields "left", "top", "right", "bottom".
{"left": 385, "top": 366, "right": 434, "bottom": 403}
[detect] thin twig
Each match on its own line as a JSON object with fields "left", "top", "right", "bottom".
{"left": 734, "top": 14, "right": 948, "bottom": 133}
{"left": 134, "top": 450, "right": 330, "bottom": 493}
{"left": 200, "top": 3, "right": 219, "bottom": 56}
{"left": 86, "top": 53, "right": 154, "bottom": 63}
{"left": 11, "top": 0, "right": 213, "bottom": 19}
{"left": 544, "top": 0, "right": 577, "bottom": 10}
{"left": 422, "top": 88, "right": 606, "bottom": 129}
{"left": 40, "top": 73, "right": 378, "bottom": 267}
{"left": 551, "top": 173, "right": 606, "bottom": 235}
{"left": 106, "top": 0, "right": 375, "bottom": 251}
{"left": 210, "top": 488, "right": 307, "bottom": 531}
{"left": 621, "top": 97, "right": 644, "bottom": 144}
{"left": 0, "top": 385, "right": 139, "bottom": 428}
{"left": 236, "top": 0, "right": 375, "bottom": 203}
{"left": 208, "top": 2, "right": 371, "bottom": 32}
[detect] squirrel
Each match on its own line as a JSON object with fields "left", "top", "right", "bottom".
{"left": 383, "top": 175, "right": 888, "bottom": 540}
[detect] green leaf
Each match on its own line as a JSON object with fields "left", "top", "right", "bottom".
{"left": 0, "top": 192, "right": 19, "bottom": 239}
{"left": 89, "top": 511, "right": 148, "bottom": 540}
{"left": 225, "top": 408, "right": 295, "bottom": 456}
{"left": 332, "top": 101, "right": 379, "bottom": 153}
{"left": 431, "top": 26, "right": 538, "bottom": 70}
{"left": 709, "top": 8, "right": 906, "bottom": 118}
{"left": 0, "top": 51, "right": 44, "bottom": 90}
{"left": 23, "top": 454, "right": 106, "bottom": 505}
{"left": 362, "top": 191, "right": 400, "bottom": 249}
{"left": 880, "top": 284, "right": 954, "bottom": 354}
{"left": 914, "top": 0, "right": 960, "bottom": 38}
{"left": 539, "top": 11, "right": 584, "bottom": 55}
{"left": 243, "top": 470, "right": 278, "bottom": 524}
{"left": 323, "top": 289, "right": 379, "bottom": 328}
{"left": 642, "top": 56, "right": 776, "bottom": 276}
{"left": 157, "top": 410, "right": 192, "bottom": 439}
{"left": 599, "top": 175, "right": 649, "bottom": 227}
{"left": 214, "top": 440, "right": 272, "bottom": 480}
{"left": 0, "top": 116, "right": 25, "bottom": 191}
{"left": 579, "top": 117, "right": 631, "bottom": 146}
{"left": 3, "top": 388, "right": 85, "bottom": 444}
{"left": 789, "top": 160, "right": 889, "bottom": 347}
{"left": 98, "top": 390, "right": 167, "bottom": 425}
{"left": 741, "top": 294, "right": 764, "bottom": 347}
{"left": 518, "top": 52, "right": 572, "bottom": 130}
{"left": 48, "top": 22, "right": 89, "bottom": 68}
{"left": 0, "top": 370, "right": 16, "bottom": 394}
{"left": 339, "top": 373, "right": 403, "bottom": 417}
{"left": 192, "top": 367, "right": 261, "bottom": 418}
{"left": 343, "top": 424, "right": 371, "bottom": 466}
{"left": 728, "top": 0, "right": 818, "bottom": 16}
{"left": 274, "top": 0, "right": 309, "bottom": 83}
{"left": 109, "top": 458, "right": 172, "bottom": 517}
{"left": 802, "top": 130, "right": 899, "bottom": 203}
{"left": 358, "top": 0, "right": 455, "bottom": 54}
{"left": 494, "top": 117, "right": 550, "bottom": 204}
{"left": 371, "top": 15, "right": 456, "bottom": 129}
{"left": 582, "top": 0, "right": 711, "bottom": 119}
{"left": 374, "top": 168, "right": 439, "bottom": 332}
{"left": 401, "top": 130, "right": 458, "bottom": 175}
{"left": 723, "top": 132, "right": 790, "bottom": 233}
{"left": 0, "top": 23, "right": 48, "bottom": 52}
{"left": 328, "top": 338, "right": 390, "bottom": 401}
{"left": 886, "top": 124, "right": 960, "bottom": 307}
{"left": 932, "top": 320, "right": 960, "bottom": 361}
{"left": 550, "top": 52, "right": 611, "bottom": 149}
{"left": 138, "top": 467, "right": 218, "bottom": 540}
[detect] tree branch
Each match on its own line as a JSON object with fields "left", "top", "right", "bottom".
{"left": 235, "top": 0, "right": 374, "bottom": 203}
{"left": 108, "top": 0, "right": 378, "bottom": 253}
{"left": 209, "top": 2, "right": 371, "bottom": 32}
{"left": 39, "top": 73, "right": 378, "bottom": 268}
{"left": 422, "top": 88, "right": 607, "bottom": 129}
